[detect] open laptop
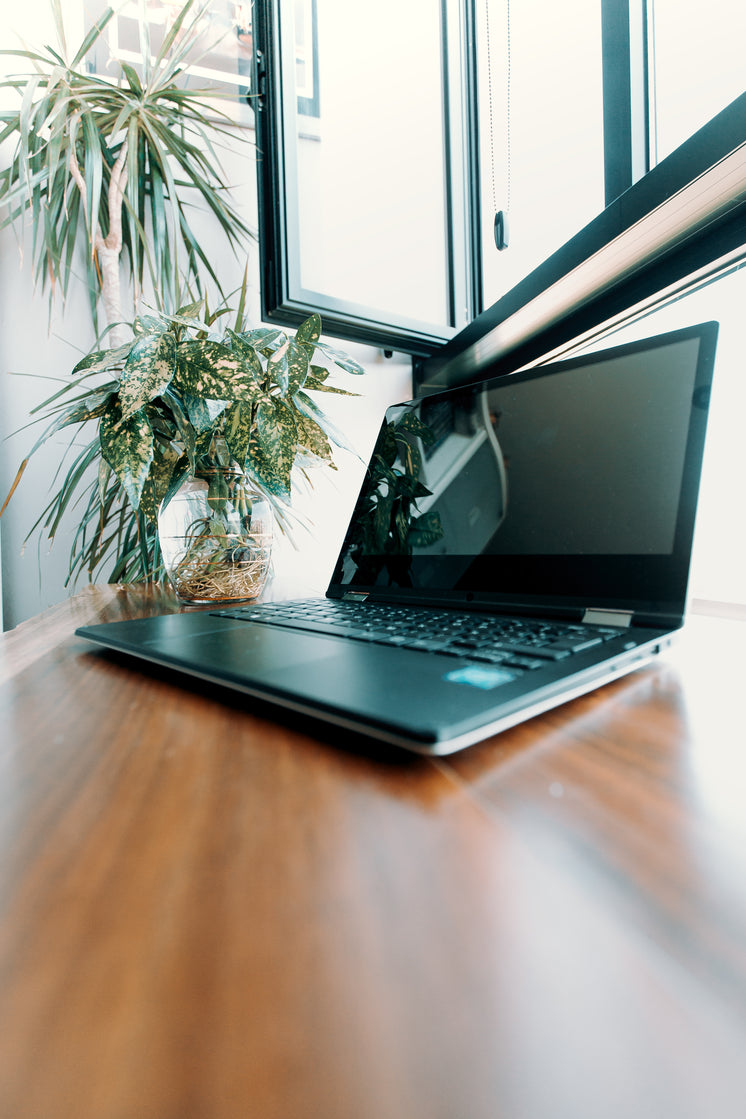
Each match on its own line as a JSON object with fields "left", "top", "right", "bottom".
{"left": 76, "top": 321, "right": 718, "bottom": 755}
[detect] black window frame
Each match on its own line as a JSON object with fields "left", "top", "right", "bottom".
{"left": 419, "top": 90, "right": 746, "bottom": 391}
{"left": 252, "top": 0, "right": 746, "bottom": 382}
{"left": 252, "top": 0, "right": 483, "bottom": 357}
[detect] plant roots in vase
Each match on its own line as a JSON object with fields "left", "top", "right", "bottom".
{"left": 158, "top": 469, "right": 273, "bottom": 604}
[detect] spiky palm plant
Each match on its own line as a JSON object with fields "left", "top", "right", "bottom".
{"left": 0, "top": 0, "right": 253, "bottom": 343}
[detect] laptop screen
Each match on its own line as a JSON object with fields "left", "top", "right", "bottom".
{"left": 329, "top": 322, "right": 718, "bottom": 620}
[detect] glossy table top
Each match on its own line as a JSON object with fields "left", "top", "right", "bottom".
{"left": 1, "top": 585, "right": 745, "bottom": 1118}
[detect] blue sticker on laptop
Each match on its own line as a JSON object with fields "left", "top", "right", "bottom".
{"left": 444, "top": 665, "right": 516, "bottom": 690}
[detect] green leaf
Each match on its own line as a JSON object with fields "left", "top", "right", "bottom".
{"left": 295, "top": 312, "right": 322, "bottom": 346}
{"left": 159, "top": 454, "right": 192, "bottom": 516}
{"left": 72, "top": 343, "right": 135, "bottom": 376}
{"left": 133, "top": 313, "right": 168, "bottom": 335}
{"left": 71, "top": 5, "right": 114, "bottom": 67}
{"left": 294, "top": 391, "right": 360, "bottom": 458}
{"left": 174, "top": 297, "right": 205, "bottom": 321}
{"left": 245, "top": 441, "right": 290, "bottom": 501}
{"left": 241, "top": 326, "right": 287, "bottom": 355}
{"left": 294, "top": 410, "right": 333, "bottom": 463}
{"left": 257, "top": 397, "right": 297, "bottom": 467}
{"left": 247, "top": 398, "right": 297, "bottom": 499}
{"left": 224, "top": 329, "right": 267, "bottom": 377}
{"left": 266, "top": 345, "right": 289, "bottom": 394}
{"left": 306, "top": 364, "right": 330, "bottom": 384}
{"left": 378, "top": 424, "right": 399, "bottom": 467}
{"left": 394, "top": 503, "right": 411, "bottom": 549}
{"left": 396, "top": 433, "right": 422, "bottom": 481}
{"left": 286, "top": 338, "right": 310, "bottom": 395}
{"left": 81, "top": 110, "right": 102, "bottom": 254}
{"left": 304, "top": 365, "right": 359, "bottom": 396}
{"left": 97, "top": 457, "right": 112, "bottom": 505}
{"left": 408, "top": 510, "right": 444, "bottom": 548}
{"left": 175, "top": 339, "right": 263, "bottom": 402}
{"left": 119, "top": 61, "right": 143, "bottom": 97}
{"left": 223, "top": 401, "right": 254, "bottom": 468}
{"left": 315, "top": 341, "right": 366, "bottom": 375}
{"left": 58, "top": 392, "right": 112, "bottom": 428}
{"left": 182, "top": 393, "right": 227, "bottom": 434}
{"left": 162, "top": 389, "right": 198, "bottom": 472}
{"left": 373, "top": 490, "right": 394, "bottom": 551}
{"left": 119, "top": 331, "right": 177, "bottom": 418}
{"left": 397, "top": 410, "right": 436, "bottom": 448}
{"left": 99, "top": 400, "right": 154, "bottom": 511}
{"left": 139, "top": 441, "right": 180, "bottom": 525}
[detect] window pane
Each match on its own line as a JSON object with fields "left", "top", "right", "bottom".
{"left": 290, "top": 0, "right": 450, "bottom": 327}
{"left": 650, "top": 0, "right": 746, "bottom": 162}
{"left": 478, "top": 0, "right": 605, "bottom": 308}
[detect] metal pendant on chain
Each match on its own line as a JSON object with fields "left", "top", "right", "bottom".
{"left": 486, "top": 0, "right": 511, "bottom": 251}
{"left": 494, "top": 209, "right": 509, "bottom": 251}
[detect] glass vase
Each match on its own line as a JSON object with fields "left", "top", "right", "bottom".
{"left": 158, "top": 466, "right": 273, "bottom": 605}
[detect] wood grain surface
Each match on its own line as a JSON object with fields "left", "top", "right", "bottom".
{"left": 1, "top": 585, "right": 745, "bottom": 1119}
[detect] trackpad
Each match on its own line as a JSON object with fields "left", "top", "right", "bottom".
{"left": 143, "top": 622, "right": 338, "bottom": 682}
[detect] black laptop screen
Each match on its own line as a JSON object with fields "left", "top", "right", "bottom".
{"left": 329, "top": 323, "right": 717, "bottom": 618}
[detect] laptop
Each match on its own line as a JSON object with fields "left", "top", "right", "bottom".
{"left": 76, "top": 321, "right": 718, "bottom": 755}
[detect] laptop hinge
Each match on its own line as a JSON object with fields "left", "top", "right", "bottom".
{"left": 343, "top": 591, "right": 370, "bottom": 602}
{"left": 583, "top": 607, "right": 633, "bottom": 628}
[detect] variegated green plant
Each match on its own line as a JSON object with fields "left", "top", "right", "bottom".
{"left": 1, "top": 301, "right": 365, "bottom": 584}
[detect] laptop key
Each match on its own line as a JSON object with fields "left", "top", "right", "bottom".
{"left": 489, "top": 642, "right": 572, "bottom": 661}
{"left": 502, "top": 656, "right": 546, "bottom": 670}
{"left": 547, "top": 636, "right": 604, "bottom": 652}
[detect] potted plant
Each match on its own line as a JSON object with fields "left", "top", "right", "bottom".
{"left": 1, "top": 298, "right": 365, "bottom": 600}
{"left": 2, "top": 0, "right": 348, "bottom": 602}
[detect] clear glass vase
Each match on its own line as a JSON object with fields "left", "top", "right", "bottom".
{"left": 158, "top": 466, "right": 273, "bottom": 605}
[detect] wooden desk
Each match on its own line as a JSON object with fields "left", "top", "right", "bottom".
{"left": 1, "top": 585, "right": 745, "bottom": 1118}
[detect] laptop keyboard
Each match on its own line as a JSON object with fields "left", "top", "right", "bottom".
{"left": 213, "top": 600, "right": 625, "bottom": 674}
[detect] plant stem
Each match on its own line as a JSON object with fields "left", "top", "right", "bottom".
{"left": 68, "top": 136, "right": 129, "bottom": 345}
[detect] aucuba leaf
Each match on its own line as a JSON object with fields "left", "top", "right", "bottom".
{"left": 99, "top": 400, "right": 154, "bottom": 511}
{"left": 174, "top": 339, "right": 263, "bottom": 402}
{"left": 295, "top": 312, "right": 322, "bottom": 346}
{"left": 119, "top": 331, "right": 177, "bottom": 419}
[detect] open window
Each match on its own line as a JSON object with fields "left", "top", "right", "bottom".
{"left": 419, "top": 0, "right": 746, "bottom": 391}
{"left": 253, "top": 0, "right": 746, "bottom": 380}
{"left": 252, "top": 0, "right": 482, "bottom": 356}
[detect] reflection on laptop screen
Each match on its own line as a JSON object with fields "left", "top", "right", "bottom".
{"left": 331, "top": 325, "right": 716, "bottom": 617}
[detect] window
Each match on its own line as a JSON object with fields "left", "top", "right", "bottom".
{"left": 86, "top": 0, "right": 256, "bottom": 124}
{"left": 254, "top": 0, "right": 745, "bottom": 386}
{"left": 477, "top": 0, "right": 606, "bottom": 311}
{"left": 418, "top": 0, "right": 746, "bottom": 390}
{"left": 253, "top": 0, "right": 482, "bottom": 355}
{"left": 648, "top": 0, "right": 746, "bottom": 164}
{"left": 415, "top": 1, "right": 746, "bottom": 609}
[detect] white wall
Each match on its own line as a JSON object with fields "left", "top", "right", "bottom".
{"left": 0, "top": 1, "right": 412, "bottom": 629}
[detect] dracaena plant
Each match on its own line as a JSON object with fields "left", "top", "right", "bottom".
{"left": 1, "top": 299, "right": 365, "bottom": 585}
{"left": 0, "top": 0, "right": 253, "bottom": 341}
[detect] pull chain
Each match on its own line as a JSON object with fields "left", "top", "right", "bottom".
{"left": 485, "top": 0, "right": 511, "bottom": 250}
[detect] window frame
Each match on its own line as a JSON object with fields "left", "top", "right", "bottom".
{"left": 417, "top": 88, "right": 746, "bottom": 391}
{"left": 601, "top": 0, "right": 651, "bottom": 202}
{"left": 252, "top": 0, "right": 483, "bottom": 357}
{"left": 252, "top": 0, "right": 746, "bottom": 382}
